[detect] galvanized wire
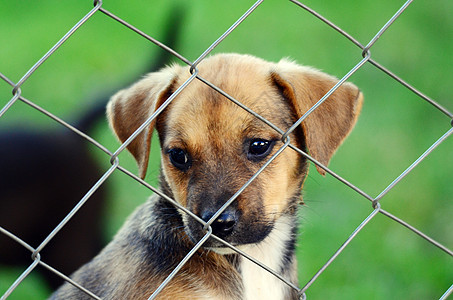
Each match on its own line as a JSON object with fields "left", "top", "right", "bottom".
{"left": 0, "top": 1, "right": 452, "bottom": 299}
{"left": 300, "top": 203, "right": 382, "bottom": 294}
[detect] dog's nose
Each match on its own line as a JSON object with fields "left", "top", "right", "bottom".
{"left": 201, "top": 210, "right": 237, "bottom": 237}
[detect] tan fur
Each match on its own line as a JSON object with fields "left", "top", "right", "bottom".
{"left": 51, "top": 53, "right": 362, "bottom": 300}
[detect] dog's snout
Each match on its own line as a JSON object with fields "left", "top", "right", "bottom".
{"left": 201, "top": 210, "right": 237, "bottom": 237}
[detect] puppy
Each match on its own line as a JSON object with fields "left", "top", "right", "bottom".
{"left": 51, "top": 53, "right": 363, "bottom": 300}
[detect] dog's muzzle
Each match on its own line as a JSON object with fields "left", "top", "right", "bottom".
{"left": 185, "top": 205, "right": 273, "bottom": 250}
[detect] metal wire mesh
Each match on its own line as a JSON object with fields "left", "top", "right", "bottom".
{"left": 1, "top": 1, "right": 452, "bottom": 299}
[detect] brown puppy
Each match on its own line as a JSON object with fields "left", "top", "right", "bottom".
{"left": 50, "top": 53, "right": 363, "bottom": 300}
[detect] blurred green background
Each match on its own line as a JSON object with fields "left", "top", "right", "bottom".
{"left": 0, "top": 0, "right": 452, "bottom": 299}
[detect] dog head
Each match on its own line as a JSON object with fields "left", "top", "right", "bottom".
{"left": 107, "top": 53, "right": 363, "bottom": 251}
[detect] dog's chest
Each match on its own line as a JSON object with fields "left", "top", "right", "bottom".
{"left": 240, "top": 256, "right": 287, "bottom": 300}
{"left": 238, "top": 215, "right": 295, "bottom": 300}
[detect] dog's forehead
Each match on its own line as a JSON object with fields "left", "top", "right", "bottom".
{"left": 162, "top": 56, "right": 292, "bottom": 148}
{"left": 163, "top": 85, "right": 271, "bottom": 148}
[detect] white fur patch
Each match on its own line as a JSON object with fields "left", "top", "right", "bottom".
{"left": 239, "top": 215, "right": 294, "bottom": 300}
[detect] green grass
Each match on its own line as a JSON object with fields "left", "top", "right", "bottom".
{"left": 1, "top": 0, "right": 452, "bottom": 299}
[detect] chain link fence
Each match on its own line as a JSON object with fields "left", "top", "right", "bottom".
{"left": 1, "top": 0, "right": 452, "bottom": 299}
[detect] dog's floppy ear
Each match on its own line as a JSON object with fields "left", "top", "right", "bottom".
{"left": 107, "top": 66, "right": 179, "bottom": 179}
{"left": 271, "top": 60, "right": 363, "bottom": 175}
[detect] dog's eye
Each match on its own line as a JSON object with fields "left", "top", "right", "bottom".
{"left": 247, "top": 139, "right": 274, "bottom": 161}
{"left": 167, "top": 148, "right": 191, "bottom": 171}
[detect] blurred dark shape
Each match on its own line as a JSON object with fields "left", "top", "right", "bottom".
{"left": 0, "top": 119, "right": 108, "bottom": 289}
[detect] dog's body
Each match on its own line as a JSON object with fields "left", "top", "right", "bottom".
{"left": 51, "top": 195, "right": 298, "bottom": 299}
{"left": 51, "top": 53, "right": 362, "bottom": 299}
